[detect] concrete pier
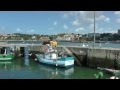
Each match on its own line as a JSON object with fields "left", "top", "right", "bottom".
{"left": 28, "top": 45, "right": 120, "bottom": 69}
{"left": 1, "top": 43, "right": 120, "bottom": 69}
{"left": 63, "top": 46, "right": 120, "bottom": 69}
{"left": 87, "top": 48, "right": 120, "bottom": 69}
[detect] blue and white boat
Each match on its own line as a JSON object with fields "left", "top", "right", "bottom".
{"left": 36, "top": 53, "right": 74, "bottom": 68}
{"left": 35, "top": 45, "right": 74, "bottom": 68}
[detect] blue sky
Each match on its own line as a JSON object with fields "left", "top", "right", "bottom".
{"left": 0, "top": 11, "right": 120, "bottom": 35}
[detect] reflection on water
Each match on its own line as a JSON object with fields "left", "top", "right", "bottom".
{"left": 24, "top": 59, "right": 29, "bottom": 66}
{"left": 0, "top": 61, "right": 12, "bottom": 70}
{"left": 24, "top": 47, "right": 29, "bottom": 66}
{"left": 0, "top": 59, "right": 111, "bottom": 79}
{"left": 0, "top": 59, "right": 74, "bottom": 79}
{"left": 37, "top": 64, "right": 74, "bottom": 79}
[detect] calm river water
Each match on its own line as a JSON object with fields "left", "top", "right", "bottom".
{"left": 0, "top": 58, "right": 111, "bottom": 79}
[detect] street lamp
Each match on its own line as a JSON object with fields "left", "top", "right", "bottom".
{"left": 93, "top": 11, "right": 96, "bottom": 48}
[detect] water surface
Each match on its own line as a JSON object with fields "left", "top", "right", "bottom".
{"left": 0, "top": 58, "right": 111, "bottom": 79}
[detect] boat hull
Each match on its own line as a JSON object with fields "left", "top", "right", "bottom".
{"left": 36, "top": 54, "right": 74, "bottom": 68}
{"left": 0, "top": 54, "right": 14, "bottom": 61}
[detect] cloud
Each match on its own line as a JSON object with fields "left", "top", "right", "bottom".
{"left": 63, "top": 13, "right": 69, "bottom": 18}
{"left": 16, "top": 28, "right": 21, "bottom": 32}
{"left": 89, "top": 23, "right": 114, "bottom": 33}
{"left": 115, "top": 11, "right": 120, "bottom": 15}
{"left": 72, "top": 19, "right": 80, "bottom": 26}
{"left": 63, "top": 11, "right": 110, "bottom": 27}
{"left": 104, "top": 17, "right": 110, "bottom": 23}
{"left": 97, "top": 28, "right": 104, "bottom": 33}
{"left": 89, "top": 23, "right": 103, "bottom": 33}
{"left": 114, "top": 11, "right": 120, "bottom": 23}
{"left": 96, "top": 15, "right": 110, "bottom": 22}
{"left": 62, "top": 11, "right": 111, "bottom": 34}
{"left": 63, "top": 24, "right": 68, "bottom": 29}
{"left": 96, "top": 15, "right": 105, "bottom": 21}
{"left": 89, "top": 23, "right": 100, "bottom": 32}
{"left": 75, "top": 27, "right": 84, "bottom": 32}
{"left": 116, "top": 19, "right": 120, "bottom": 23}
{"left": 54, "top": 21, "right": 57, "bottom": 26}
{"left": 63, "top": 11, "right": 80, "bottom": 18}
{"left": 89, "top": 24, "right": 94, "bottom": 30}
{"left": 78, "top": 11, "right": 105, "bottom": 22}
{"left": 67, "top": 11, "right": 110, "bottom": 33}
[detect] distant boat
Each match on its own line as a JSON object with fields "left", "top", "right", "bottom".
{"left": 0, "top": 47, "right": 15, "bottom": 61}
{"left": 35, "top": 45, "right": 74, "bottom": 68}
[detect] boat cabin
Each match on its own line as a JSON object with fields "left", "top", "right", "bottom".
{"left": 0, "top": 47, "right": 12, "bottom": 54}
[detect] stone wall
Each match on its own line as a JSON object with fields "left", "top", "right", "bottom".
{"left": 28, "top": 45, "right": 120, "bottom": 69}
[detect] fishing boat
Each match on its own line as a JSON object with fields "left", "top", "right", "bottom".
{"left": 36, "top": 45, "right": 74, "bottom": 68}
{"left": 0, "top": 47, "right": 15, "bottom": 61}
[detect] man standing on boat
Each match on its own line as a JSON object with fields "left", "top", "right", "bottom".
{"left": 50, "top": 40, "right": 57, "bottom": 47}
{"left": 42, "top": 37, "right": 58, "bottom": 54}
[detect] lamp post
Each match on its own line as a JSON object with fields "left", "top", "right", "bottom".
{"left": 93, "top": 11, "right": 96, "bottom": 48}
{"left": 92, "top": 11, "right": 96, "bottom": 68}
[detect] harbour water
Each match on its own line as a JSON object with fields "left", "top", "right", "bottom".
{"left": 0, "top": 41, "right": 119, "bottom": 79}
{"left": 0, "top": 58, "right": 111, "bottom": 79}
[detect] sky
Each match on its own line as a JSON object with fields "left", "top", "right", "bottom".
{"left": 0, "top": 11, "right": 120, "bottom": 35}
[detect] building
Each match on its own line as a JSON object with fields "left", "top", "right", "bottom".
{"left": 118, "top": 29, "right": 120, "bottom": 35}
{"left": 88, "top": 33, "right": 100, "bottom": 37}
